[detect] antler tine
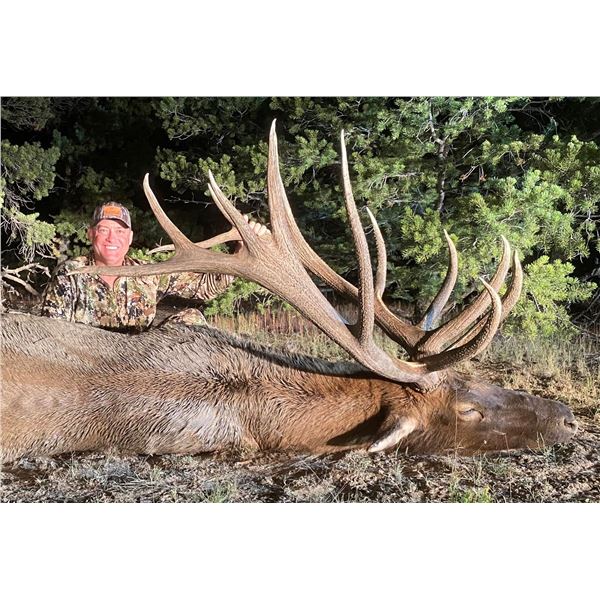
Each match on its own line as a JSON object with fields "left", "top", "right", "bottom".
{"left": 207, "top": 171, "right": 265, "bottom": 255}
{"left": 365, "top": 207, "right": 387, "bottom": 299}
{"left": 340, "top": 130, "right": 376, "bottom": 348}
{"left": 417, "top": 230, "right": 458, "bottom": 331}
{"left": 418, "top": 236, "right": 512, "bottom": 355}
{"left": 148, "top": 227, "right": 241, "bottom": 254}
{"left": 142, "top": 174, "right": 197, "bottom": 252}
{"left": 267, "top": 120, "right": 302, "bottom": 248}
{"left": 444, "top": 249, "right": 523, "bottom": 349}
{"left": 422, "top": 278, "right": 503, "bottom": 370}
{"left": 500, "top": 249, "right": 523, "bottom": 320}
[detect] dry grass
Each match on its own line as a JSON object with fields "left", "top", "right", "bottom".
{"left": 208, "top": 303, "right": 403, "bottom": 360}
{"left": 485, "top": 334, "right": 599, "bottom": 418}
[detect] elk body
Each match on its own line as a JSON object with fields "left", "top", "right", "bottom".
{"left": 0, "top": 122, "right": 578, "bottom": 462}
{"left": 0, "top": 312, "right": 577, "bottom": 462}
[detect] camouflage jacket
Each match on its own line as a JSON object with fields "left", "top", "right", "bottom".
{"left": 41, "top": 254, "right": 234, "bottom": 331}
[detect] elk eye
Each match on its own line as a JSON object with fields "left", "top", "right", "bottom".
{"left": 458, "top": 407, "right": 484, "bottom": 422}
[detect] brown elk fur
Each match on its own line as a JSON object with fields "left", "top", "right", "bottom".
{"left": 0, "top": 313, "right": 577, "bottom": 462}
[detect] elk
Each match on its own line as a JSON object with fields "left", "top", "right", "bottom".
{"left": 0, "top": 122, "right": 577, "bottom": 463}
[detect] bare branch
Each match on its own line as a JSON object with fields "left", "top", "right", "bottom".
{"left": 1, "top": 273, "right": 41, "bottom": 297}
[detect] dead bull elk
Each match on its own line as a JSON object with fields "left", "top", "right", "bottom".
{"left": 0, "top": 122, "right": 577, "bottom": 462}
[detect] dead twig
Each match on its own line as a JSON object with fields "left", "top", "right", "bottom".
{"left": 1, "top": 262, "right": 51, "bottom": 298}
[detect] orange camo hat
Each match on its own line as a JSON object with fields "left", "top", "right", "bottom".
{"left": 92, "top": 202, "right": 132, "bottom": 228}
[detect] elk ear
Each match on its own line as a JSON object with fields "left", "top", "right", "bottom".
{"left": 368, "top": 417, "right": 418, "bottom": 453}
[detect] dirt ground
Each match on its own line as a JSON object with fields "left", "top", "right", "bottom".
{"left": 1, "top": 418, "right": 598, "bottom": 503}
{"left": 1, "top": 301, "right": 599, "bottom": 503}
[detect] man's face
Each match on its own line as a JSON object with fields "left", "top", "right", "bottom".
{"left": 87, "top": 219, "right": 133, "bottom": 266}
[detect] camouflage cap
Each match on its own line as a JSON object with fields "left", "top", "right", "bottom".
{"left": 92, "top": 202, "right": 132, "bottom": 228}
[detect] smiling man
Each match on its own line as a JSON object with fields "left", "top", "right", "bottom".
{"left": 41, "top": 201, "right": 265, "bottom": 331}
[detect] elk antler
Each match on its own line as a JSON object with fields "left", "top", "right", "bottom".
{"left": 74, "top": 121, "right": 520, "bottom": 389}
{"left": 148, "top": 226, "right": 241, "bottom": 254}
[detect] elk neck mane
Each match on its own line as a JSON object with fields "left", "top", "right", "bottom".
{"left": 2, "top": 312, "right": 406, "bottom": 392}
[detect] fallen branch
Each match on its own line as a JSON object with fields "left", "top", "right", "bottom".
{"left": 1, "top": 272, "right": 41, "bottom": 297}
{"left": 0, "top": 262, "right": 51, "bottom": 298}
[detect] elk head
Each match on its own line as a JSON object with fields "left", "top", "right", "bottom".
{"left": 76, "top": 121, "right": 577, "bottom": 455}
{"left": 370, "top": 373, "right": 578, "bottom": 455}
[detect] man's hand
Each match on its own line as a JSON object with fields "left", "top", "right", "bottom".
{"left": 233, "top": 215, "right": 270, "bottom": 253}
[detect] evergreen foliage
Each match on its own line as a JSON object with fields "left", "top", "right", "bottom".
{"left": 1, "top": 139, "right": 59, "bottom": 261}
{"left": 1, "top": 97, "right": 598, "bottom": 337}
